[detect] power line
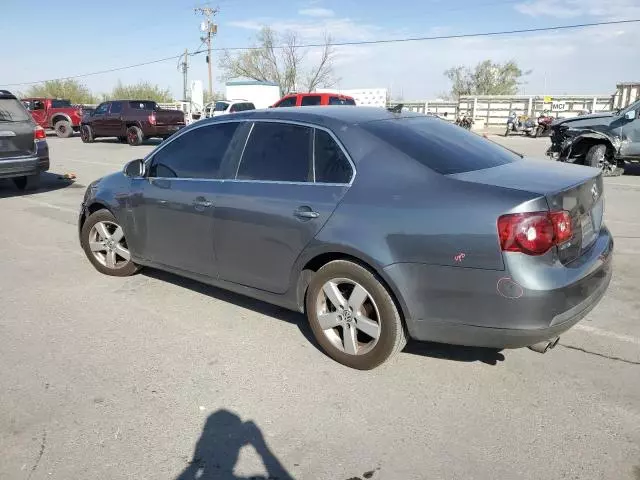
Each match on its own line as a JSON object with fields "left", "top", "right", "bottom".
{"left": 3, "top": 18, "right": 639, "bottom": 87}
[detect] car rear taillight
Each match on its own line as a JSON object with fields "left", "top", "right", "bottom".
{"left": 34, "top": 125, "right": 46, "bottom": 141}
{"left": 498, "top": 211, "right": 573, "bottom": 256}
{"left": 148, "top": 112, "right": 156, "bottom": 125}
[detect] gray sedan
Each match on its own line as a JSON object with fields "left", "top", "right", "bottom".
{"left": 78, "top": 106, "right": 613, "bottom": 370}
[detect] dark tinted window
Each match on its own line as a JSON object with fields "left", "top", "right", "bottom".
{"left": 275, "top": 96, "right": 296, "bottom": 108}
{"left": 328, "top": 96, "right": 356, "bottom": 106}
{"left": 51, "top": 99, "right": 72, "bottom": 108}
{"left": 109, "top": 102, "right": 123, "bottom": 114}
{"left": 94, "top": 103, "right": 109, "bottom": 115}
{"left": 0, "top": 98, "right": 31, "bottom": 122}
{"left": 301, "top": 95, "right": 322, "bottom": 106}
{"left": 214, "top": 101, "right": 230, "bottom": 112}
{"left": 128, "top": 101, "right": 158, "bottom": 110}
{"left": 149, "top": 122, "right": 241, "bottom": 179}
{"left": 314, "top": 129, "right": 352, "bottom": 184}
{"left": 362, "top": 116, "right": 521, "bottom": 175}
{"left": 237, "top": 122, "right": 312, "bottom": 182}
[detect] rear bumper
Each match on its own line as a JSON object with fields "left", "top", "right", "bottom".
{"left": 384, "top": 226, "right": 614, "bottom": 349}
{"left": 0, "top": 148, "right": 49, "bottom": 179}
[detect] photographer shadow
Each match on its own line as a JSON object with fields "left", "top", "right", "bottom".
{"left": 176, "top": 409, "right": 294, "bottom": 480}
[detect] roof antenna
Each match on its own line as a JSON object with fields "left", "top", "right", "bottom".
{"left": 387, "top": 103, "right": 403, "bottom": 114}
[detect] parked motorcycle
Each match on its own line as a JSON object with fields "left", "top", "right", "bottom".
{"left": 534, "top": 111, "right": 554, "bottom": 137}
{"left": 455, "top": 115, "right": 472, "bottom": 130}
{"left": 505, "top": 112, "right": 537, "bottom": 137}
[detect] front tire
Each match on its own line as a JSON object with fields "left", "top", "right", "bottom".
{"left": 54, "top": 120, "right": 73, "bottom": 138}
{"left": 126, "top": 126, "right": 143, "bottom": 146}
{"left": 80, "top": 125, "right": 94, "bottom": 143}
{"left": 585, "top": 144, "right": 622, "bottom": 177}
{"left": 305, "top": 260, "right": 407, "bottom": 370}
{"left": 81, "top": 209, "right": 140, "bottom": 277}
{"left": 118, "top": 136, "right": 127, "bottom": 143}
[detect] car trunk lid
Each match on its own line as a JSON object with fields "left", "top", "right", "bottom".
{"left": 450, "top": 158, "right": 603, "bottom": 264}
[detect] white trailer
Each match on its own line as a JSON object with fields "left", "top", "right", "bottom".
{"left": 224, "top": 81, "right": 281, "bottom": 109}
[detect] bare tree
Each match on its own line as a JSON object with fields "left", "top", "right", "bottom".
{"left": 219, "top": 26, "right": 336, "bottom": 96}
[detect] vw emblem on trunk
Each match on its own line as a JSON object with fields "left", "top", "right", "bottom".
{"left": 591, "top": 183, "right": 599, "bottom": 201}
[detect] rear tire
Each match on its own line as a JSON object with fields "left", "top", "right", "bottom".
{"left": 54, "top": 120, "right": 73, "bottom": 138}
{"left": 126, "top": 126, "right": 143, "bottom": 146}
{"left": 80, "top": 209, "right": 141, "bottom": 277}
{"left": 305, "top": 260, "right": 407, "bottom": 370}
{"left": 13, "top": 174, "right": 40, "bottom": 191}
{"left": 80, "top": 125, "right": 94, "bottom": 143}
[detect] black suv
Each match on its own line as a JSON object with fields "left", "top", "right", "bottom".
{"left": 547, "top": 99, "right": 640, "bottom": 176}
{"left": 0, "top": 90, "right": 50, "bottom": 190}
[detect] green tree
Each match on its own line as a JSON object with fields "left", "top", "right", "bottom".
{"left": 219, "top": 26, "right": 336, "bottom": 96}
{"left": 444, "top": 60, "right": 530, "bottom": 98}
{"left": 23, "top": 79, "right": 98, "bottom": 104}
{"left": 105, "top": 81, "right": 173, "bottom": 103}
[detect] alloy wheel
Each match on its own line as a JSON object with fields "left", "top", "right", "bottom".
{"left": 315, "top": 278, "right": 381, "bottom": 355}
{"left": 88, "top": 220, "right": 131, "bottom": 269}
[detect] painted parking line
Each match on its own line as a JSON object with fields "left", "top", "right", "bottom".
{"left": 575, "top": 324, "right": 640, "bottom": 345}
{"left": 18, "top": 196, "right": 78, "bottom": 214}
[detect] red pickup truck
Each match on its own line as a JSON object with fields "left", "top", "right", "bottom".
{"left": 21, "top": 98, "right": 83, "bottom": 138}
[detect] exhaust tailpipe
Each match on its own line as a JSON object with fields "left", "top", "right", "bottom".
{"left": 528, "top": 337, "right": 560, "bottom": 354}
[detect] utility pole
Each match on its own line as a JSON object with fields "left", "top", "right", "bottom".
{"left": 194, "top": 4, "right": 218, "bottom": 100}
{"left": 178, "top": 48, "right": 189, "bottom": 102}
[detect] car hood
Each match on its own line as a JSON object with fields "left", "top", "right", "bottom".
{"left": 553, "top": 112, "right": 615, "bottom": 129}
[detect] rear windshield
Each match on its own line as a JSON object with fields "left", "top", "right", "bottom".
{"left": 329, "top": 96, "right": 356, "bottom": 106}
{"left": 214, "top": 102, "right": 230, "bottom": 111}
{"left": 0, "top": 98, "right": 31, "bottom": 122}
{"left": 128, "top": 101, "right": 158, "bottom": 110}
{"left": 51, "top": 99, "right": 72, "bottom": 108}
{"left": 362, "top": 116, "right": 521, "bottom": 174}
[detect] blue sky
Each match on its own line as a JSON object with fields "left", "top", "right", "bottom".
{"left": 2, "top": 0, "right": 638, "bottom": 99}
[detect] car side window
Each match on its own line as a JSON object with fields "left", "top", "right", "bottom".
{"left": 275, "top": 96, "right": 296, "bottom": 108}
{"left": 301, "top": 96, "right": 322, "bottom": 106}
{"left": 94, "top": 103, "right": 109, "bottom": 115}
{"left": 314, "top": 129, "right": 353, "bottom": 184}
{"left": 148, "top": 122, "right": 241, "bottom": 179}
{"left": 109, "top": 102, "right": 123, "bottom": 114}
{"left": 32, "top": 100, "right": 45, "bottom": 110}
{"left": 236, "top": 122, "right": 312, "bottom": 182}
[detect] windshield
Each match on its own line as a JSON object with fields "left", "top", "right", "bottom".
{"left": 51, "top": 99, "right": 72, "bottom": 108}
{"left": 214, "top": 101, "right": 230, "bottom": 111}
{"left": 617, "top": 99, "right": 640, "bottom": 116}
{"left": 0, "top": 98, "right": 31, "bottom": 122}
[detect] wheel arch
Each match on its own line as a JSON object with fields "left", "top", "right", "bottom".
{"left": 562, "top": 131, "right": 616, "bottom": 160}
{"left": 79, "top": 200, "right": 113, "bottom": 233}
{"left": 293, "top": 248, "right": 410, "bottom": 326}
{"left": 51, "top": 113, "right": 72, "bottom": 127}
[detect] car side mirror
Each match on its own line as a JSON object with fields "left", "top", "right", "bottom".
{"left": 123, "top": 159, "right": 145, "bottom": 178}
{"left": 625, "top": 110, "right": 636, "bottom": 120}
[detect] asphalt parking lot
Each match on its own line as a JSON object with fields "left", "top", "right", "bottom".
{"left": 1, "top": 133, "right": 639, "bottom": 480}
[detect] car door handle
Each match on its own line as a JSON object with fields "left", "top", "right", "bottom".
{"left": 294, "top": 207, "right": 319, "bottom": 219}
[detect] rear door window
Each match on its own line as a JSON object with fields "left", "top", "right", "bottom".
{"left": 301, "top": 95, "right": 322, "bottom": 106}
{"left": 236, "top": 122, "right": 312, "bottom": 182}
{"left": 128, "top": 101, "right": 158, "bottom": 110}
{"left": 362, "top": 116, "right": 521, "bottom": 174}
{"left": 51, "top": 99, "right": 72, "bottom": 108}
{"left": 149, "top": 122, "right": 241, "bottom": 179}
{"left": 314, "top": 129, "right": 353, "bottom": 184}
